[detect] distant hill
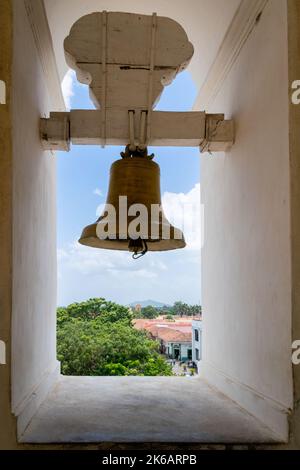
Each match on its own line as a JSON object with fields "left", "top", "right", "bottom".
{"left": 129, "top": 300, "right": 171, "bottom": 309}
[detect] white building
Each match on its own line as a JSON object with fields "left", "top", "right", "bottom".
{"left": 192, "top": 319, "right": 202, "bottom": 368}
{"left": 136, "top": 321, "right": 193, "bottom": 361}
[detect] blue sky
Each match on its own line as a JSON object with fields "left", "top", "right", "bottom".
{"left": 58, "top": 70, "right": 201, "bottom": 307}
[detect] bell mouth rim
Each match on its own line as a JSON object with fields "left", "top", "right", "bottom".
{"left": 79, "top": 220, "right": 186, "bottom": 252}
{"left": 78, "top": 236, "right": 186, "bottom": 252}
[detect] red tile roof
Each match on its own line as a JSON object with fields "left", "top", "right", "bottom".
{"left": 133, "top": 319, "right": 192, "bottom": 343}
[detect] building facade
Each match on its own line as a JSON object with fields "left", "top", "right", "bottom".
{"left": 134, "top": 319, "right": 193, "bottom": 361}
{"left": 192, "top": 319, "right": 202, "bottom": 367}
{"left": 165, "top": 341, "right": 192, "bottom": 362}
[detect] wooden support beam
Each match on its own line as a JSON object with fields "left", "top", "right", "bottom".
{"left": 40, "top": 110, "right": 234, "bottom": 153}
{"left": 49, "top": 12, "right": 234, "bottom": 155}
{"left": 64, "top": 12, "right": 194, "bottom": 109}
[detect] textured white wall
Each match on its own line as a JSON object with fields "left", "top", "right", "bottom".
{"left": 199, "top": 0, "right": 293, "bottom": 439}
{"left": 8, "top": 0, "right": 294, "bottom": 442}
{"left": 11, "top": 0, "right": 57, "bottom": 412}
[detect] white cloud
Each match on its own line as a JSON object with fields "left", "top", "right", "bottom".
{"left": 58, "top": 240, "right": 167, "bottom": 278}
{"left": 57, "top": 238, "right": 201, "bottom": 306}
{"left": 162, "top": 183, "right": 202, "bottom": 250}
{"left": 61, "top": 69, "right": 75, "bottom": 110}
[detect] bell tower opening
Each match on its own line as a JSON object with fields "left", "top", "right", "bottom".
{"left": 57, "top": 67, "right": 201, "bottom": 379}
{"left": 6, "top": 0, "right": 295, "bottom": 447}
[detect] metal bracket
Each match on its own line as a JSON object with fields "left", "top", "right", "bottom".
{"left": 128, "top": 110, "right": 136, "bottom": 152}
{"left": 200, "top": 114, "right": 235, "bottom": 153}
{"left": 146, "top": 13, "right": 157, "bottom": 145}
{"left": 40, "top": 112, "right": 70, "bottom": 151}
{"left": 100, "top": 10, "right": 107, "bottom": 148}
{"left": 127, "top": 110, "right": 151, "bottom": 153}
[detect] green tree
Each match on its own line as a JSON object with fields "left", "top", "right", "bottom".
{"left": 58, "top": 298, "right": 133, "bottom": 324}
{"left": 139, "top": 305, "right": 159, "bottom": 319}
{"left": 189, "top": 304, "right": 202, "bottom": 317}
{"left": 172, "top": 301, "right": 189, "bottom": 317}
{"left": 57, "top": 298, "right": 172, "bottom": 377}
{"left": 170, "top": 301, "right": 202, "bottom": 317}
{"left": 165, "top": 313, "right": 175, "bottom": 321}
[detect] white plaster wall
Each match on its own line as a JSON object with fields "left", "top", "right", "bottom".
{"left": 11, "top": 0, "right": 57, "bottom": 412}
{"left": 44, "top": 0, "right": 240, "bottom": 94}
{"left": 180, "top": 343, "right": 192, "bottom": 359}
{"left": 8, "top": 0, "right": 293, "bottom": 442}
{"left": 199, "top": 0, "right": 293, "bottom": 437}
{"left": 192, "top": 321, "right": 202, "bottom": 362}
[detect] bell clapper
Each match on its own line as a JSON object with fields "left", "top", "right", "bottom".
{"left": 128, "top": 238, "right": 148, "bottom": 259}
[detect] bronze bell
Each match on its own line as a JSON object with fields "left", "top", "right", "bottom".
{"left": 79, "top": 148, "right": 186, "bottom": 257}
